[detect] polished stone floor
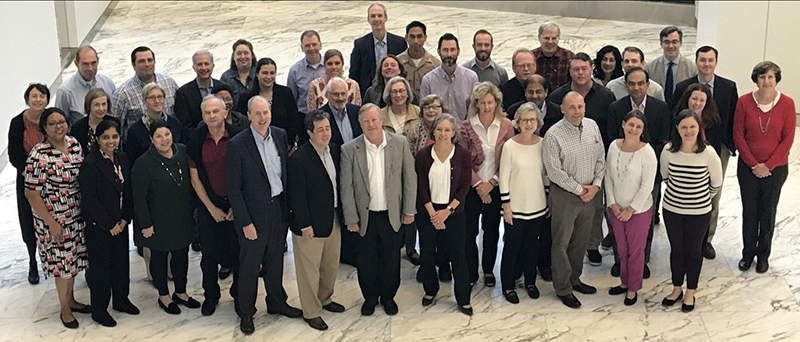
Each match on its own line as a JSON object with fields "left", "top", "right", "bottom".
{"left": 2, "top": 1, "right": 800, "bottom": 341}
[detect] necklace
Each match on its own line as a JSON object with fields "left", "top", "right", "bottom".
{"left": 615, "top": 144, "right": 637, "bottom": 180}
{"left": 153, "top": 149, "right": 183, "bottom": 186}
{"left": 757, "top": 93, "right": 777, "bottom": 135}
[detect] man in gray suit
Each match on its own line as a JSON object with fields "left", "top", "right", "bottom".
{"left": 340, "top": 103, "right": 417, "bottom": 317}
{"left": 644, "top": 26, "right": 697, "bottom": 105}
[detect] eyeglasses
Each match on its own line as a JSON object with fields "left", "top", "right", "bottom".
{"left": 518, "top": 118, "right": 539, "bottom": 124}
{"left": 422, "top": 104, "right": 442, "bottom": 110}
{"left": 390, "top": 89, "right": 407, "bottom": 95}
{"left": 514, "top": 63, "right": 535, "bottom": 70}
{"left": 46, "top": 120, "right": 68, "bottom": 127}
{"left": 661, "top": 39, "right": 681, "bottom": 46}
{"left": 146, "top": 95, "right": 165, "bottom": 101}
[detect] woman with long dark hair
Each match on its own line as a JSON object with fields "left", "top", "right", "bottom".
{"left": 592, "top": 45, "right": 623, "bottom": 86}
{"left": 236, "top": 58, "right": 302, "bottom": 147}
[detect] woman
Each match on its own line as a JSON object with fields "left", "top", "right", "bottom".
{"left": 379, "top": 76, "right": 420, "bottom": 134}
{"left": 605, "top": 110, "right": 657, "bottom": 306}
{"left": 132, "top": 120, "right": 198, "bottom": 315}
{"left": 220, "top": 39, "right": 257, "bottom": 106}
{"left": 211, "top": 82, "right": 250, "bottom": 132}
{"left": 733, "top": 61, "right": 795, "bottom": 273}
{"left": 236, "top": 58, "right": 302, "bottom": 147}
{"left": 307, "top": 49, "right": 361, "bottom": 111}
{"left": 592, "top": 45, "right": 623, "bottom": 86}
{"left": 23, "top": 107, "right": 89, "bottom": 328}
{"left": 70, "top": 88, "right": 120, "bottom": 151}
{"left": 364, "top": 55, "right": 420, "bottom": 107}
{"left": 499, "top": 103, "right": 549, "bottom": 303}
{"left": 660, "top": 109, "right": 722, "bottom": 312}
{"left": 8, "top": 83, "right": 49, "bottom": 285}
{"left": 459, "top": 82, "right": 515, "bottom": 287}
{"left": 415, "top": 114, "right": 473, "bottom": 316}
{"left": 124, "top": 83, "right": 183, "bottom": 163}
{"left": 79, "top": 120, "right": 139, "bottom": 327}
{"left": 407, "top": 94, "right": 449, "bottom": 156}
{"left": 674, "top": 83, "right": 723, "bottom": 154}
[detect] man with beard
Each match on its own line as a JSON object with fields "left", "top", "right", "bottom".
{"left": 501, "top": 48, "right": 537, "bottom": 111}
{"left": 533, "top": 22, "right": 574, "bottom": 89}
{"left": 398, "top": 21, "right": 440, "bottom": 94}
{"left": 462, "top": 30, "right": 508, "bottom": 87}
{"left": 420, "top": 33, "right": 479, "bottom": 122}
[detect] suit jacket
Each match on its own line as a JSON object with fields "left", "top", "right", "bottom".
{"left": 506, "top": 100, "right": 563, "bottom": 137}
{"left": 174, "top": 78, "right": 222, "bottom": 139}
{"left": 321, "top": 103, "right": 363, "bottom": 147}
{"left": 607, "top": 95, "right": 671, "bottom": 160}
{"left": 235, "top": 84, "right": 303, "bottom": 147}
{"left": 340, "top": 132, "right": 417, "bottom": 236}
{"left": 225, "top": 126, "right": 289, "bottom": 231}
{"left": 288, "top": 142, "right": 342, "bottom": 237}
{"left": 349, "top": 32, "right": 408, "bottom": 96}
{"left": 669, "top": 75, "right": 739, "bottom": 153}
{"left": 78, "top": 148, "right": 134, "bottom": 231}
{"left": 644, "top": 55, "right": 697, "bottom": 100}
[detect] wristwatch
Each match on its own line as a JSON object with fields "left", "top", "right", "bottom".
{"left": 447, "top": 206, "right": 455, "bottom": 214}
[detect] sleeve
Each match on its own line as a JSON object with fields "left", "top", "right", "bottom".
{"left": 8, "top": 118, "right": 27, "bottom": 170}
{"left": 78, "top": 162, "right": 116, "bottom": 230}
{"left": 457, "top": 122, "right": 481, "bottom": 186}
{"left": 351, "top": 82, "right": 362, "bottom": 105}
{"left": 765, "top": 99, "right": 796, "bottom": 170}
{"left": 660, "top": 145, "right": 671, "bottom": 183}
{"left": 499, "top": 67, "right": 509, "bottom": 85}
{"left": 173, "top": 89, "right": 193, "bottom": 136}
{"left": 23, "top": 149, "right": 46, "bottom": 191}
{"left": 287, "top": 154, "right": 310, "bottom": 234}
{"left": 604, "top": 146, "right": 616, "bottom": 206}
{"left": 131, "top": 159, "right": 153, "bottom": 229}
{"left": 607, "top": 104, "right": 620, "bottom": 142}
{"left": 420, "top": 75, "right": 430, "bottom": 98}
{"left": 348, "top": 40, "right": 361, "bottom": 82}
{"left": 414, "top": 149, "right": 432, "bottom": 209}
{"left": 401, "top": 137, "right": 417, "bottom": 216}
{"left": 306, "top": 82, "right": 319, "bottom": 111}
{"left": 121, "top": 158, "right": 135, "bottom": 222}
{"left": 224, "top": 141, "right": 252, "bottom": 228}
{"left": 592, "top": 125, "right": 606, "bottom": 187}
{"left": 629, "top": 146, "right": 658, "bottom": 213}
{"left": 542, "top": 134, "right": 583, "bottom": 195}
{"left": 111, "top": 89, "right": 126, "bottom": 124}
{"left": 732, "top": 97, "right": 757, "bottom": 167}
{"left": 53, "top": 88, "right": 71, "bottom": 118}
{"left": 287, "top": 66, "right": 299, "bottom": 101}
{"left": 339, "top": 144, "right": 359, "bottom": 226}
{"left": 707, "top": 148, "right": 723, "bottom": 197}
{"left": 454, "top": 148, "right": 472, "bottom": 204}
{"left": 726, "top": 82, "right": 740, "bottom": 153}
{"left": 498, "top": 143, "right": 512, "bottom": 204}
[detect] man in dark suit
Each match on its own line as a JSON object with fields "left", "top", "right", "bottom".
{"left": 668, "top": 45, "right": 738, "bottom": 259}
{"left": 320, "top": 77, "right": 363, "bottom": 148}
{"left": 225, "top": 96, "right": 302, "bottom": 335}
{"left": 506, "top": 74, "right": 563, "bottom": 138}
{"left": 174, "top": 50, "right": 224, "bottom": 139}
{"left": 349, "top": 3, "right": 408, "bottom": 96}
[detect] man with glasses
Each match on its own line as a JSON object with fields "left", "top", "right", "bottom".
{"left": 644, "top": 26, "right": 697, "bottom": 104}
{"left": 533, "top": 22, "right": 574, "bottom": 89}
{"left": 500, "top": 48, "right": 537, "bottom": 110}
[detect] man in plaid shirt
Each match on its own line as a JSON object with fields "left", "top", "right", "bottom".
{"left": 533, "top": 22, "right": 574, "bottom": 90}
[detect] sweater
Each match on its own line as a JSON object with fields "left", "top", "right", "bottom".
{"left": 660, "top": 143, "right": 722, "bottom": 215}
{"left": 733, "top": 92, "right": 796, "bottom": 170}
{"left": 604, "top": 141, "right": 658, "bottom": 213}
{"left": 499, "top": 139, "right": 549, "bottom": 220}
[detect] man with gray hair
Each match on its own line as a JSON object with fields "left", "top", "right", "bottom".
{"left": 350, "top": 2, "right": 408, "bottom": 96}
{"left": 175, "top": 49, "right": 224, "bottom": 138}
{"left": 533, "top": 22, "right": 574, "bottom": 89}
{"left": 55, "top": 45, "right": 116, "bottom": 125}
{"left": 288, "top": 30, "right": 326, "bottom": 114}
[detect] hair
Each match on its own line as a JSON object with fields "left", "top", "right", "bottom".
{"left": 473, "top": 29, "right": 493, "bottom": 45}
{"left": 569, "top": 52, "right": 593, "bottom": 68}
{"left": 211, "top": 82, "right": 233, "bottom": 95}
{"left": 201, "top": 94, "right": 226, "bottom": 110}
{"left": 695, "top": 45, "right": 718, "bottom": 60}
{"left": 24, "top": 83, "right": 51, "bottom": 104}
{"left": 94, "top": 119, "right": 120, "bottom": 139}
{"left": 130, "top": 46, "right": 154, "bottom": 65}
{"left": 428, "top": 113, "right": 461, "bottom": 143}
{"left": 38, "top": 107, "right": 67, "bottom": 137}
{"left": 751, "top": 61, "right": 782, "bottom": 83}
{"left": 247, "top": 57, "right": 277, "bottom": 95}
{"left": 659, "top": 26, "right": 683, "bottom": 42}
{"left": 522, "top": 74, "right": 551, "bottom": 94}
{"left": 192, "top": 49, "right": 214, "bottom": 65}
{"left": 421, "top": 94, "right": 449, "bottom": 113}
{"left": 675, "top": 83, "right": 720, "bottom": 128}
{"left": 148, "top": 119, "right": 170, "bottom": 138}
{"left": 468, "top": 82, "right": 504, "bottom": 119}
{"left": 358, "top": 103, "right": 381, "bottom": 118}
{"left": 304, "top": 109, "right": 331, "bottom": 132}
{"left": 323, "top": 49, "right": 344, "bottom": 65}
{"left": 538, "top": 22, "right": 561, "bottom": 37}
{"left": 513, "top": 102, "right": 543, "bottom": 131}
{"left": 438, "top": 33, "right": 459, "bottom": 50}
{"left": 325, "top": 77, "right": 348, "bottom": 95}
{"left": 620, "top": 110, "right": 649, "bottom": 143}
{"left": 229, "top": 39, "right": 256, "bottom": 70}
{"left": 593, "top": 45, "right": 623, "bottom": 80}
{"left": 622, "top": 46, "right": 645, "bottom": 63}
{"left": 83, "top": 88, "right": 111, "bottom": 116}
{"left": 668, "top": 109, "right": 707, "bottom": 153}
{"left": 371, "top": 55, "right": 406, "bottom": 90}
{"left": 623, "top": 67, "right": 650, "bottom": 84}
{"left": 75, "top": 45, "right": 98, "bottom": 63}
{"left": 382, "top": 76, "right": 414, "bottom": 105}
{"left": 511, "top": 47, "right": 535, "bottom": 65}
{"left": 367, "top": 2, "right": 388, "bottom": 17}
{"left": 248, "top": 95, "right": 270, "bottom": 112}
{"left": 300, "top": 30, "right": 321, "bottom": 43}
{"left": 142, "top": 82, "right": 164, "bottom": 101}
{"left": 406, "top": 21, "right": 426, "bottom": 35}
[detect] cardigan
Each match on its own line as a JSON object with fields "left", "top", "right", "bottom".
{"left": 414, "top": 144, "right": 471, "bottom": 214}
{"left": 733, "top": 92, "right": 796, "bottom": 170}
{"left": 8, "top": 112, "right": 37, "bottom": 171}
{"left": 458, "top": 116, "right": 515, "bottom": 185}
{"left": 660, "top": 143, "right": 723, "bottom": 215}
{"left": 605, "top": 141, "right": 658, "bottom": 213}
{"left": 69, "top": 115, "right": 120, "bottom": 152}
{"left": 499, "top": 139, "right": 549, "bottom": 220}
{"left": 379, "top": 104, "right": 420, "bottom": 134}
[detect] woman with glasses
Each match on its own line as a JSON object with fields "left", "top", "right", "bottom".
{"left": 379, "top": 76, "right": 419, "bottom": 135}
{"left": 124, "top": 83, "right": 182, "bottom": 162}
{"left": 407, "top": 94, "right": 449, "bottom": 155}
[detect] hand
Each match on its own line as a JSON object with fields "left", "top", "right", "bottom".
{"left": 502, "top": 203, "right": 513, "bottom": 225}
{"left": 110, "top": 222, "right": 124, "bottom": 236}
{"left": 752, "top": 163, "right": 771, "bottom": 178}
{"left": 430, "top": 210, "right": 449, "bottom": 229}
{"left": 619, "top": 207, "right": 634, "bottom": 222}
{"left": 242, "top": 224, "right": 257, "bottom": 240}
{"left": 580, "top": 185, "right": 599, "bottom": 202}
{"left": 142, "top": 226, "right": 154, "bottom": 238}
{"left": 208, "top": 206, "right": 227, "bottom": 223}
{"left": 401, "top": 214, "right": 415, "bottom": 225}
{"left": 609, "top": 203, "right": 623, "bottom": 219}
{"left": 347, "top": 223, "right": 360, "bottom": 233}
{"left": 48, "top": 221, "right": 64, "bottom": 243}
{"left": 225, "top": 208, "right": 234, "bottom": 221}
{"left": 476, "top": 182, "right": 493, "bottom": 197}
{"left": 302, "top": 227, "right": 314, "bottom": 239}
{"left": 479, "top": 192, "right": 492, "bottom": 204}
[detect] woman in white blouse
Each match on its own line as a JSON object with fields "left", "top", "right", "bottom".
{"left": 604, "top": 110, "right": 657, "bottom": 306}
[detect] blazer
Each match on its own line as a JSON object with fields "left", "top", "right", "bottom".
{"left": 644, "top": 55, "right": 697, "bottom": 98}
{"left": 186, "top": 121, "right": 244, "bottom": 207}
{"left": 69, "top": 115, "right": 120, "bottom": 152}
{"left": 287, "top": 142, "right": 342, "bottom": 237}
{"left": 236, "top": 84, "right": 303, "bottom": 148}
{"left": 321, "top": 103, "right": 363, "bottom": 147}
{"left": 340, "top": 132, "right": 417, "bottom": 236}
{"left": 506, "top": 100, "right": 563, "bottom": 137}
{"left": 349, "top": 32, "right": 408, "bottom": 96}
{"left": 669, "top": 75, "right": 739, "bottom": 153}
{"left": 8, "top": 112, "right": 34, "bottom": 171}
{"left": 79, "top": 147, "right": 134, "bottom": 231}
{"left": 607, "top": 95, "right": 671, "bottom": 160}
{"left": 458, "top": 117, "right": 515, "bottom": 185}
{"left": 174, "top": 78, "right": 222, "bottom": 138}
{"left": 123, "top": 114, "right": 183, "bottom": 163}
{"left": 414, "top": 144, "right": 472, "bottom": 214}
{"left": 225, "top": 126, "right": 290, "bottom": 231}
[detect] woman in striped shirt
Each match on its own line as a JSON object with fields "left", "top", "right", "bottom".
{"left": 660, "top": 109, "right": 722, "bottom": 312}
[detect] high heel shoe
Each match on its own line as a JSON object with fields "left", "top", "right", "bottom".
{"left": 661, "top": 291, "right": 683, "bottom": 306}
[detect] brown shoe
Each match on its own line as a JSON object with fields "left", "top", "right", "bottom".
{"left": 240, "top": 316, "right": 254, "bottom": 335}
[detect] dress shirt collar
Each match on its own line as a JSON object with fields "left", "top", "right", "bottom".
{"left": 433, "top": 64, "right": 467, "bottom": 81}
{"left": 303, "top": 55, "right": 323, "bottom": 69}
{"left": 373, "top": 34, "right": 387, "bottom": 47}
{"left": 662, "top": 54, "right": 681, "bottom": 65}
{"left": 205, "top": 127, "right": 230, "bottom": 142}
{"left": 76, "top": 74, "right": 96, "bottom": 88}
{"left": 196, "top": 78, "right": 214, "bottom": 90}
{"left": 365, "top": 131, "right": 388, "bottom": 150}
{"left": 540, "top": 101, "right": 548, "bottom": 118}
{"left": 699, "top": 74, "right": 715, "bottom": 93}
{"left": 251, "top": 125, "right": 272, "bottom": 141}
{"left": 330, "top": 104, "right": 347, "bottom": 119}
{"left": 469, "top": 114, "right": 501, "bottom": 130}
{"left": 630, "top": 95, "right": 647, "bottom": 112}
{"left": 466, "top": 58, "right": 499, "bottom": 71}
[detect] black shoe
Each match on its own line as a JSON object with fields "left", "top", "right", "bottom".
{"left": 438, "top": 265, "right": 452, "bottom": 282}
{"left": 738, "top": 258, "right": 753, "bottom": 271}
{"left": 158, "top": 299, "right": 181, "bottom": 315}
{"left": 361, "top": 299, "right": 377, "bottom": 316}
{"left": 322, "top": 301, "right": 345, "bottom": 313}
{"left": 654, "top": 215, "right": 660, "bottom": 225}
{"left": 610, "top": 263, "right": 620, "bottom": 277}
{"left": 406, "top": 249, "right": 421, "bottom": 266}
{"left": 172, "top": 294, "right": 200, "bottom": 308}
{"left": 572, "top": 282, "right": 597, "bottom": 294}
{"left": 558, "top": 294, "right": 582, "bottom": 308}
{"left": 539, "top": 267, "right": 552, "bottom": 282}
{"left": 624, "top": 292, "right": 638, "bottom": 306}
{"left": 201, "top": 299, "right": 218, "bottom": 316}
{"left": 421, "top": 295, "right": 434, "bottom": 307}
{"left": 304, "top": 316, "right": 328, "bottom": 331}
{"left": 703, "top": 242, "right": 716, "bottom": 260}
{"left": 60, "top": 313, "right": 79, "bottom": 329}
{"left": 268, "top": 304, "right": 303, "bottom": 318}
{"left": 608, "top": 285, "right": 627, "bottom": 295}
{"left": 92, "top": 312, "right": 117, "bottom": 327}
{"left": 112, "top": 301, "right": 140, "bottom": 315}
{"left": 218, "top": 267, "right": 231, "bottom": 280}
{"left": 70, "top": 303, "right": 92, "bottom": 314}
{"left": 526, "top": 285, "right": 540, "bottom": 299}
{"left": 27, "top": 263, "right": 39, "bottom": 285}
{"left": 587, "top": 250, "right": 602, "bottom": 266}
{"left": 661, "top": 292, "right": 683, "bottom": 306}
{"left": 240, "top": 315, "right": 254, "bottom": 335}
{"left": 503, "top": 290, "right": 520, "bottom": 304}
{"left": 681, "top": 296, "right": 695, "bottom": 312}
{"left": 643, "top": 264, "right": 651, "bottom": 279}
{"left": 601, "top": 234, "right": 613, "bottom": 250}
{"left": 484, "top": 273, "right": 496, "bottom": 287}
{"left": 458, "top": 305, "right": 473, "bottom": 316}
{"left": 756, "top": 257, "right": 769, "bottom": 273}
{"left": 380, "top": 298, "right": 399, "bottom": 316}
{"left": 191, "top": 240, "right": 202, "bottom": 252}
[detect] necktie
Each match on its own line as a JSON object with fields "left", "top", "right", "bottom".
{"left": 665, "top": 61, "right": 675, "bottom": 103}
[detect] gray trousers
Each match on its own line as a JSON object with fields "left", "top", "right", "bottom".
{"left": 550, "top": 185, "right": 602, "bottom": 296}
{"left": 708, "top": 146, "right": 731, "bottom": 242}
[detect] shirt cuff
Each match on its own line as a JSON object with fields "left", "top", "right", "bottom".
{"left": 301, "top": 226, "right": 312, "bottom": 232}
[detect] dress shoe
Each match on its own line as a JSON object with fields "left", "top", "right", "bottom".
{"left": 526, "top": 285, "right": 540, "bottom": 299}
{"left": 458, "top": 305, "right": 473, "bottom": 316}
{"left": 240, "top": 316, "right": 255, "bottom": 335}
{"left": 661, "top": 292, "right": 683, "bottom": 306}
{"left": 60, "top": 313, "right": 79, "bottom": 329}
{"left": 539, "top": 267, "right": 552, "bottom": 282}
{"left": 361, "top": 299, "right": 377, "bottom": 316}
{"left": 267, "top": 304, "right": 303, "bottom": 318}
{"left": 172, "top": 294, "right": 201, "bottom": 308}
{"left": 158, "top": 299, "right": 181, "bottom": 315}
{"left": 738, "top": 258, "right": 753, "bottom": 271}
{"left": 218, "top": 267, "right": 231, "bottom": 280}
{"left": 681, "top": 296, "right": 695, "bottom": 312}
{"left": 406, "top": 249, "right": 421, "bottom": 266}
{"left": 610, "top": 263, "right": 620, "bottom": 277}
{"left": 304, "top": 317, "right": 328, "bottom": 331}
{"left": 421, "top": 295, "right": 434, "bottom": 307}
{"left": 643, "top": 265, "right": 651, "bottom": 279}
{"left": 201, "top": 299, "right": 218, "bottom": 316}
{"left": 381, "top": 298, "right": 399, "bottom": 316}
{"left": 601, "top": 234, "right": 613, "bottom": 250}
{"left": 438, "top": 265, "right": 452, "bottom": 282}
{"left": 756, "top": 257, "right": 769, "bottom": 273}
{"left": 557, "top": 294, "right": 582, "bottom": 308}
{"left": 624, "top": 292, "right": 638, "bottom": 306}
{"left": 322, "top": 301, "right": 345, "bottom": 313}
{"left": 503, "top": 290, "right": 520, "bottom": 304}
{"left": 92, "top": 312, "right": 117, "bottom": 327}
{"left": 112, "top": 301, "right": 140, "bottom": 315}
{"left": 572, "top": 282, "right": 597, "bottom": 294}
{"left": 191, "top": 239, "right": 202, "bottom": 252}
{"left": 653, "top": 215, "right": 660, "bottom": 225}
{"left": 484, "top": 273, "right": 496, "bottom": 287}
{"left": 703, "top": 242, "right": 716, "bottom": 259}
{"left": 587, "top": 250, "right": 602, "bottom": 266}
{"left": 70, "top": 303, "right": 92, "bottom": 314}
{"left": 28, "top": 263, "right": 39, "bottom": 285}
{"left": 608, "top": 285, "right": 627, "bottom": 295}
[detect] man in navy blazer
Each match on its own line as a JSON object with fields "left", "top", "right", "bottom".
{"left": 349, "top": 3, "right": 408, "bottom": 96}
{"left": 319, "top": 78, "right": 363, "bottom": 148}
{"left": 174, "top": 50, "right": 224, "bottom": 138}
{"left": 225, "top": 96, "right": 301, "bottom": 335}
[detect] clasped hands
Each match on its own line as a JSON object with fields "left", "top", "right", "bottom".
{"left": 475, "top": 181, "right": 494, "bottom": 204}
{"left": 752, "top": 163, "right": 771, "bottom": 178}
{"left": 579, "top": 185, "right": 599, "bottom": 203}
{"left": 609, "top": 203, "right": 634, "bottom": 222}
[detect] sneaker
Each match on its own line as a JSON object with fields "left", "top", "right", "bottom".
{"left": 587, "top": 250, "right": 602, "bottom": 266}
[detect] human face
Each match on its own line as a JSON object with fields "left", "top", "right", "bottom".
{"left": 677, "top": 116, "right": 699, "bottom": 143}
{"left": 473, "top": 33, "right": 493, "bottom": 62}
{"left": 359, "top": 106, "right": 383, "bottom": 136}
{"left": 538, "top": 26, "right": 560, "bottom": 56}
{"left": 422, "top": 100, "right": 443, "bottom": 124}
{"left": 193, "top": 53, "right": 214, "bottom": 81}
{"left": 560, "top": 93, "right": 586, "bottom": 126}
{"left": 625, "top": 70, "right": 649, "bottom": 103}
{"left": 621, "top": 51, "right": 643, "bottom": 73}
{"left": 308, "top": 118, "right": 332, "bottom": 147}
{"left": 44, "top": 113, "right": 68, "bottom": 141}
{"left": 696, "top": 50, "right": 717, "bottom": 77}
{"left": 301, "top": 35, "right": 321, "bottom": 61}
{"left": 144, "top": 88, "right": 165, "bottom": 115}
{"left": 76, "top": 49, "right": 98, "bottom": 82}
{"left": 257, "top": 63, "right": 276, "bottom": 89}
{"left": 756, "top": 69, "right": 778, "bottom": 92}
{"left": 324, "top": 55, "right": 343, "bottom": 78}
{"left": 389, "top": 82, "right": 408, "bottom": 105}
{"left": 622, "top": 116, "right": 644, "bottom": 141}
{"left": 26, "top": 88, "right": 48, "bottom": 111}
{"left": 601, "top": 52, "right": 616, "bottom": 75}
{"left": 478, "top": 92, "right": 497, "bottom": 117}
{"left": 517, "top": 110, "right": 540, "bottom": 135}
{"left": 433, "top": 118, "right": 455, "bottom": 144}
{"left": 325, "top": 81, "right": 348, "bottom": 111}
{"left": 569, "top": 59, "right": 591, "bottom": 86}
{"left": 688, "top": 90, "right": 707, "bottom": 115}
{"left": 660, "top": 31, "right": 682, "bottom": 60}
{"left": 133, "top": 50, "right": 155, "bottom": 79}
{"left": 201, "top": 98, "right": 226, "bottom": 128}
{"left": 367, "top": 5, "right": 387, "bottom": 32}
{"left": 215, "top": 90, "right": 234, "bottom": 112}
{"left": 234, "top": 44, "right": 252, "bottom": 70}
{"left": 512, "top": 51, "right": 536, "bottom": 80}
{"left": 406, "top": 27, "right": 426, "bottom": 54}
{"left": 150, "top": 127, "right": 173, "bottom": 155}
{"left": 438, "top": 40, "right": 459, "bottom": 67}
{"left": 525, "top": 81, "right": 547, "bottom": 108}
{"left": 247, "top": 98, "right": 272, "bottom": 132}
{"left": 97, "top": 126, "right": 120, "bottom": 156}
{"left": 381, "top": 58, "right": 400, "bottom": 80}
{"left": 89, "top": 96, "right": 108, "bottom": 120}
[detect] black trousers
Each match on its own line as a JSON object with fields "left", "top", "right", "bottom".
{"left": 418, "top": 206, "right": 470, "bottom": 306}
{"left": 738, "top": 160, "right": 788, "bottom": 260}
{"left": 357, "top": 211, "right": 402, "bottom": 302}
{"left": 15, "top": 174, "right": 37, "bottom": 265}
{"left": 238, "top": 196, "right": 289, "bottom": 317}
{"left": 502, "top": 217, "right": 544, "bottom": 290}
{"left": 151, "top": 247, "right": 189, "bottom": 296}
{"left": 198, "top": 202, "right": 239, "bottom": 302}
{"left": 340, "top": 219, "right": 360, "bottom": 266}
{"left": 663, "top": 210, "right": 709, "bottom": 289}
{"left": 86, "top": 223, "right": 130, "bottom": 315}
{"left": 465, "top": 187, "right": 502, "bottom": 283}
{"left": 403, "top": 222, "right": 417, "bottom": 252}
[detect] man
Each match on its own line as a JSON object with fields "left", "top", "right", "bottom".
{"left": 112, "top": 46, "right": 179, "bottom": 141}
{"left": 287, "top": 30, "right": 326, "bottom": 114}
{"left": 670, "top": 45, "right": 739, "bottom": 259}
{"left": 420, "top": 33, "right": 479, "bottom": 122}
{"left": 226, "top": 96, "right": 302, "bottom": 335}
{"left": 500, "top": 48, "right": 537, "bottom": 111}
{"left": 644, "top": 26, "right": 697, "bottom": 104}
{"left": 606, "top": 46, "right": 665, "bottom": 102}
{"left": 543, "top": 92, "right": 605, "bottom": 309}
{"left": 187, "top": 95, "right": 244, "bottom": 316}
{"left": 397, "top": 21, "right": 441, "bottom": 94}
{"left": 506, "top": 74, "right": 562, "bottom": 138}
{"left": 340, "top": 104, "right": 416, "bottom": 316}
{"left": 349, "top": 3, "right": 408, "bottom": 96}
{"left": 55, "top": 45, "right": 116, "bottom": 126}
{"left": 174, "top": 50, "right": 223, "bottom": 138}
{"left": 288, "top": 110, "right": 346, "bottom": 331}
{"left": 533, "top": 22, "right": 574, "bottom": 89}
{"left": 462, "top": 30, "right": 508, "bottom": 87}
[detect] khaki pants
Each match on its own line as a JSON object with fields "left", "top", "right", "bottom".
{"left": 292, "top": 216, "right": 342, "bottom": 319}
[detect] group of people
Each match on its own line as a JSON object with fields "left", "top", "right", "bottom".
{"left": 8, "top": 2, "right": 795, "bottom": 335}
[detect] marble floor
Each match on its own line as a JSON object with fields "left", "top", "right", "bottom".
{"left": 2, "top": 1, "right": 800, "bottom": 341}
